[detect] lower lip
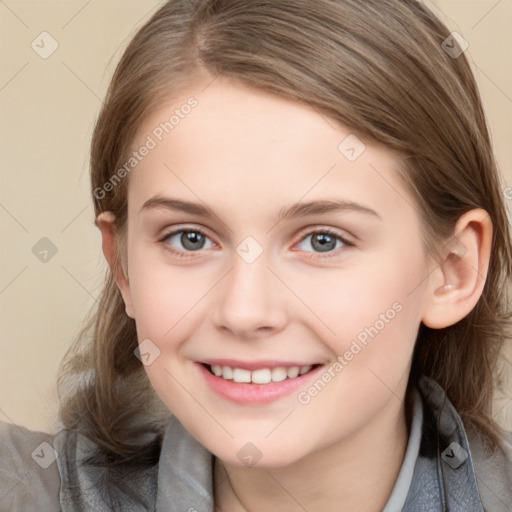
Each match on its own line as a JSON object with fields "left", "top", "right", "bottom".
{"left": 197, "top": 363, "right": 325, "bottom": 405}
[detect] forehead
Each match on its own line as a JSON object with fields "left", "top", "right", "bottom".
{"left": 126, "top": 77, "right": 415, "bottom": 227}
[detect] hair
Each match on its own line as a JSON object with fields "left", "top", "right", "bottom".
{"left": 58, "top": 0, "right": 512, "bottom": 478}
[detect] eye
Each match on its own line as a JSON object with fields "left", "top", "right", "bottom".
{"left": 158, "top": 226, "right": 353, "bottom": 259}
{"left": 296, "top": 228, "right": 353, "bottom": 258}
{"left": 159, "top": 228, "right": 215, "bottom": 257}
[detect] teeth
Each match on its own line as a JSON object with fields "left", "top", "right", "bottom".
{"left": 252, "top": 368, "right": 271, "bottom": 384}
{"left": 299, "top": 365, "right": 312, "bottom": 375}
{"left": 222, "top": 365, "right": 233, "bottom": 379}
{"left": 271, "top": 367, "right": 288, "bottom": 382}
{"left": 209, "top": 364, "right": 315, "bottom": 383}
{"left": 287, "top": 366, "right": 300, "bottom": 378}
{"left": 232, "top": 368, "right": 251, "bottom": 383}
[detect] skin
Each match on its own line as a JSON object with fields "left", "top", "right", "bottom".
{"left": 98, "top": 76, "right": 492, "bottom": 512}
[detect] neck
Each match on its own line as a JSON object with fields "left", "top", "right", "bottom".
{"left": 214, "top": 395, "right": 409, "bottom": 512}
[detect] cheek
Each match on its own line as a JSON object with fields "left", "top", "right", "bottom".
{"left": 302, "top": 254, "right": 423, "bottom": 354}
{"left": 126, "top": 257, "right": 212, "bottom": 408}
{"left": 320, "top": 253, "right": 425, "bottom": 400}
{"left": 293, "top": 268, "right": 420, "bottom": 444}
{"left": 128, "top": 266, "right": 197, "bottom": 413}
{"left": 127, "top": 253, "right": 206, "bottom": 340}
{"left": 296, "top": 258, "right": 425, "bottom": 422}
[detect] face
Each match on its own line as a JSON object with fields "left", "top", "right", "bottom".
{"left": 117, "top": 76, "right": 434, "bottom": 467}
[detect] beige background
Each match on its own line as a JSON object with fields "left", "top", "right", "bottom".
{"left": 0, "top": 0, "right": 511, "bottom": 434}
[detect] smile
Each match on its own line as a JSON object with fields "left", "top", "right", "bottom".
{"left": 197, "top": 361, "right": 325, "bottom": 404}
{"left": 205, "top": 363, "right": 320, "bottom": 384}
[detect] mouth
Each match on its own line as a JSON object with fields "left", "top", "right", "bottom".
{"left": 201, "top": 362, "right": 322, "bottom": 384}
{"left": 197, "top": 360, "right": 327, "bottom": 405}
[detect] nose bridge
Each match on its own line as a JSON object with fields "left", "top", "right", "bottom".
{"left": 212, "top": 236, "right": 287, "bottom": 335}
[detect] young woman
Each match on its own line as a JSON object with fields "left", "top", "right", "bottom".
{"left": 2, "top": 0, "right": 512, "bottom": 510}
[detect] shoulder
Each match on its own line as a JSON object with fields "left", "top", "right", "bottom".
{"left": 0, "top": 420, "right": 60, "bottom": 512}
{"left": 466, "top": 425, "right": 512, "bottom": 512}
{"left": 416, "top": 376, "right": 512, "bottom": 511}
{"left": 51, "top": 422, "right": 160, "bottom": 510}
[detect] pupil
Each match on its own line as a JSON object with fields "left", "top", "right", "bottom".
{"left": 313, "top": 233, "right": 335, "bottom": 252}
{"left": 182, "top": 231, "right": 204, "bottom": 250}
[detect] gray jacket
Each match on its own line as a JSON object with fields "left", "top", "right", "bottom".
{"left": 1, "top": 375, "right": 511, "bottom": 511}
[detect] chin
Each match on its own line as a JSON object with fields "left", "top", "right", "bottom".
{"left": 208, "top": 436, "right": 312, "bottom": 469}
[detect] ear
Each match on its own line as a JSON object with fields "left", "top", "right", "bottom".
{"left": 422, "top": 208, "right": 493, "bottom": 329}
{"left": 96, "top": 212, "right": 135, "bottom": 319}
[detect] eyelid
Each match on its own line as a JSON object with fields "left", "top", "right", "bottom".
{"left": 158, "top": 226, "right": 211, "bottom": 242}
{"left": 295, "top": 225, "right": 354, "bottom": 245}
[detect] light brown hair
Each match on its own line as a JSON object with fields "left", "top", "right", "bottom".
{"left": 58, "top": 0, "right": 512, "bottom": 475}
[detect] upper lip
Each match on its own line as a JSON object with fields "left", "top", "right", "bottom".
{"left": 199, "top": 359, "right": 322, "bottom": 371}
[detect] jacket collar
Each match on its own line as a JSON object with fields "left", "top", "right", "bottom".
{"left": 401, "top": 375, "right": 484, "bottom": 511}
{"left": 155, "top": 415, "right": 214, "bottom": 511}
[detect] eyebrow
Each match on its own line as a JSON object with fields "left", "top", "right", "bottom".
{"left": 140, "top": 197, "right": 381, "bottom": 221}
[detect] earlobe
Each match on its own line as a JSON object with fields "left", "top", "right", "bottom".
{"left": 422, "top": 209, "right": 492, "bottom": 329}
{"left": 96, "top": 212, "right": 135, "bottom": 319}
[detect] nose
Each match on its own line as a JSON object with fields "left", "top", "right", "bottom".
{"left": 212, "top": 247, "right": 288, "bottom": 339}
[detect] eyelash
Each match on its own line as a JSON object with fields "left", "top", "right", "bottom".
{"left": 158, "top": 227, "right": 354, "bottom": 259}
